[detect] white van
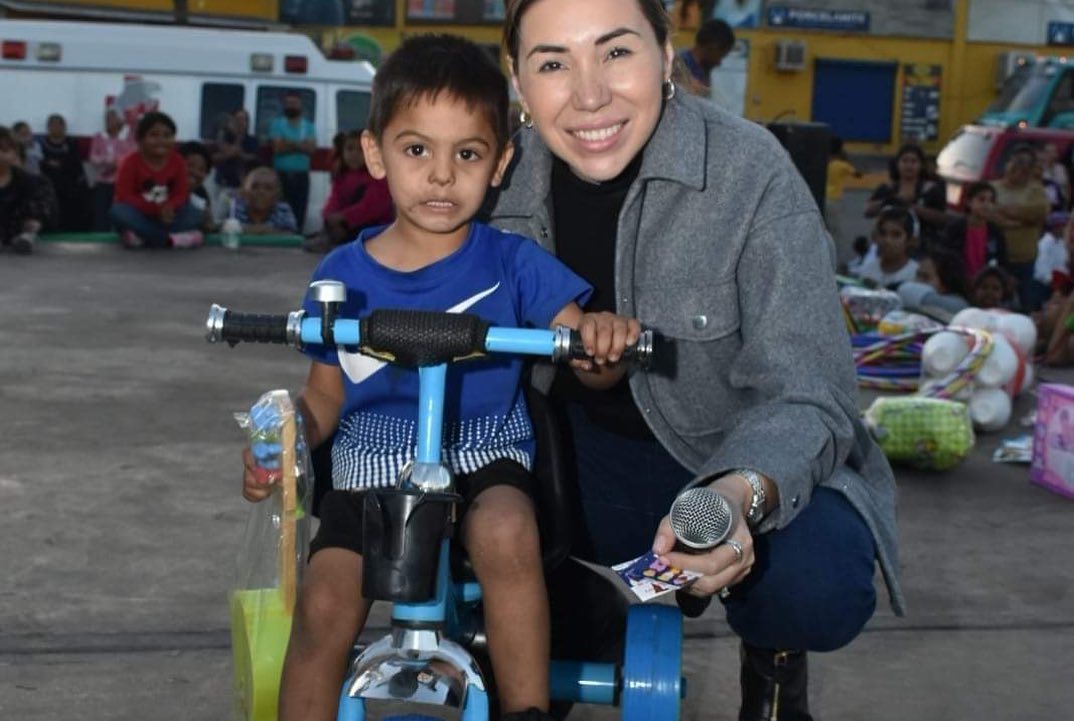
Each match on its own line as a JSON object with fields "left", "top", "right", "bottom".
{"left": 0, "top": 19, "right": 376, "bottom": 233}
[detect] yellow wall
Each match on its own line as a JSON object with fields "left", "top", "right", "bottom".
{"left": 16, "top": 0, "right": 278, "bottom": 19}
{"left": 736, "top": 29, "right": 1069, "bottom": 157}
{"left": 739, "top": 29, "right": 954, "bottom": 156}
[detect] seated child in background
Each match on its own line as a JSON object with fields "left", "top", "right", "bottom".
{"left": 308, "top": 129, "right": 394, "bottom": 252}
{"left": 179, "top": 141, "right": 217, "bottom": 233}
{"left": 0, "top": 125, "right": 56, "bottom": 255}
{"left": 240, "top": 34, "right": 640, "bottom": 721}
{"left": 971, "top": 265, "right": 1014, "bottom": 310}
{"left": 110, "top": 111, "right": 204, "bottom": 249}
{"left": 855, "top": 206, "right": 920, "bottom": 290}
{"left": 941, "top": 181, "right": 1007, "bottom": 285}
{"left": 843, "top": 235, "right": 870, "bottom": 277}
{"left": 1034, "top": 211, "right": 1072, "bottom": 296}
{"left": 1034, "top": 217, "right": 1074, "bottom": 364}
{"left": 226, "top": 167, "right": 299, "bottom": 235}
{"left": 898, "top": 248, "right": 970, "bottom": 318}
{"left": 11, "top": 121, "right": 43, "bottom": 175}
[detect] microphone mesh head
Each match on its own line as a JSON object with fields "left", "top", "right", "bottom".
{"left": 670, "top": 487, "right": 733, "bottom": 550}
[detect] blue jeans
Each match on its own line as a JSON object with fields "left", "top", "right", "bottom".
{"left": 1009, "top": 261, "right": 1048, "bottom": 312}
{"left": 564, "top": 403, "right": 877, "bottom": 652}
{"left": 109, "top": 202, "right": 202, "bottom": 247}
{"left": 278, "top": 170, "right": 310, "bottom": 233}
{"left": 93, "top": 183, "right": 115, "bottom": 232}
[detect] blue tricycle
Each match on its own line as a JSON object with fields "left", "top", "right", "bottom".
{"left": 207, "top": 279, "right": 685, "bottom": 721}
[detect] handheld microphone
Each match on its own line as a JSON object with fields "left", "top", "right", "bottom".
{"left": 668, "top": 487, "right": 735, "bottom": 618}
{"left": 670, "top": 486, "right": 733, "bottom": 550}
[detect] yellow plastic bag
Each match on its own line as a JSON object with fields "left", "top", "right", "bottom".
{"left": 230, "top": 390, "right": 312, "bottom": 721}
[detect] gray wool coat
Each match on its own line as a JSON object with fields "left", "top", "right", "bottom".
{"left": 485, "top": 91, "right": 904, "bottom": 615}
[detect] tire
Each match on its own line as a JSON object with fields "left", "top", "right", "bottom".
{"left": 619, "top": 604, "right": 684, "bottom": 721}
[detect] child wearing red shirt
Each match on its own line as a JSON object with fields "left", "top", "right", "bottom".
{"left": 110, "top": 111, "right": 203, "bottom": 248}
{"left": 942, "top": 181, "right": 1008, "bottom": 283}
{"left": 307, "top": 130, "right": 393, "bottom": 252}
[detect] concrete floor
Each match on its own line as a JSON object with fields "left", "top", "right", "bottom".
{"left": 2, "top": 213, "right": 1073, "bottom": 720}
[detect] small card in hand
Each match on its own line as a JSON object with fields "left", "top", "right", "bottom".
{"left": 612, "top": 551, "right": 703, "bottom": 602}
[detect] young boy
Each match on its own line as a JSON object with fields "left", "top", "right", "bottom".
{"left": 857, "top": 206, "right": 920, "bottom": 290}
{"left": 110, "top": 111, "right": 204, "bottom": 249}
{"left": 241, "top": 34, "right": 639, "bottom": 721}
{"left": 0, "top": 126, "right": 56, "bottom": 255}
{"left": 179, "top": 141, "right": 216, "bottom": 233}
{"left": 941, "top": 181, "right": 1008, "bottom": 285}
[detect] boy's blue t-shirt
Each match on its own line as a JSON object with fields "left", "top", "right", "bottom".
{"left": 302, "top": 222, "right": 592, "bottom": 490}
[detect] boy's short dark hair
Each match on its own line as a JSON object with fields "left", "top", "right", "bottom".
{"left": 973, "top": 265, "right": 1012, "bottom": 298}
{"left": 877, "top": 205, "right": 919, "bottom": 239}
{"left": 12, "top": 121, "right": 29, "bottom": 133}
{"left": 136, "top": 111, "right": 176, "bottom": 141}
{"left": 964, "top": 181, "right": 995, "bottom": 203}
{"left": 179, "top": 140, "right": 211, "bottom": 168}
{"left": 368, "top": 34, "right": 509, "bottom": 149}
{"left": 923, "top": 248, "right": 969, "bottom": 299}
{"left": 696, "top": 19, "right": 734, "bottom": 50}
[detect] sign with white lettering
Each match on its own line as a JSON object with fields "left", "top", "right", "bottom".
{"left": 767, "top": 5, "right": 870, "bottom": 32}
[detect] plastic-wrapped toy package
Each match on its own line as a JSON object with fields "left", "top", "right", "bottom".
{"left": 229, "top": 390, "right": 313, "bottom": 721}
{"left": 864, "top": 396, "right": 975, "bottom": 470}
{"left": 918, "top": 309, "right": 1037, "bottom": 432}
{"left": 840, "top": 286, "right": 902, "bottom": 332}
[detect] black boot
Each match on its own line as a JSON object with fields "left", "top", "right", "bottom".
{"left": 739, "top": 643, "right": 813, "bottom": 721}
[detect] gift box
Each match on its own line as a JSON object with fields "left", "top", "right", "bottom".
{"left": 1030, "top": 383, "right": 1074, "bottom": 500}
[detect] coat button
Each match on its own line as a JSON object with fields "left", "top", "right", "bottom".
{"left": 791, "top": 495, "right": 800, "bottom": 508}
{"left": 692, "top": 315, "right": 708, "bottom": 330}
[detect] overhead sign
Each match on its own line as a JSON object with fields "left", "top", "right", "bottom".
{"left": 1048, "top": 21, "right": 1074, "bottom": 47}
{"left": 767, "top": 6, "right": 870, "bottom": 32}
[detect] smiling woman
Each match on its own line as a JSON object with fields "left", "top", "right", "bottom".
{"left": 488, "top": 0, "right": 903, "bottom": 718}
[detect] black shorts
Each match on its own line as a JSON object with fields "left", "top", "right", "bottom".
{"left": 309, "top": 458, "right": 535, "bottom": 558}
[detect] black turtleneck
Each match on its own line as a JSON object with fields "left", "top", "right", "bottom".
{"left": 549, "top": 154, "right": 653, "bottom": 440}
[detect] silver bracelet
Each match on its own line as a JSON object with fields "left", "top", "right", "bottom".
{"left": 730, "top": 469, "right": 767, "bottom": 528}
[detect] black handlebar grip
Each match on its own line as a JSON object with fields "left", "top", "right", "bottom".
{"left": 218, "top": 311, "right": 290, "bottom": 347}
{"left": 567, "top": 328, "right": 653, "bottom": 369}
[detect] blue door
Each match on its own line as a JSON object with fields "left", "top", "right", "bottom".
{"left": 812, "top": 59, "right": 897, "bottom": 143}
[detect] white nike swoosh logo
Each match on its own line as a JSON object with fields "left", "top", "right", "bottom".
{"left": 339, "top": 282, "right": 501, "bottom": 385}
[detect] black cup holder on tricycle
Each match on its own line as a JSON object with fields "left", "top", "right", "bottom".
{"left": 362, "top": 487, "right": 460, "bottom": 603}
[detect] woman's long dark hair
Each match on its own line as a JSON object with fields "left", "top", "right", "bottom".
{"left": 504, "top": 0, "right": 671, "bottom": 66}
{"left": 887, "top": 143, "right": 930, "bottom": 184}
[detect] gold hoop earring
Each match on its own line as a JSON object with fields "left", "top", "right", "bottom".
{"left": 519, "top": 108, "right": 533, "bottom": 129}
{"left": 662, "top": 80, "right": 676, "bottom": 101}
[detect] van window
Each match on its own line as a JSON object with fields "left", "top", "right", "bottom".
{"left": 201, "top": 83, "right": 244, "bottom": 140}
{"left": 1044, "top": 72, "right": 1074, "bottom": 125}
{"left": 337, "top": 90, "right": 372, "bottom": 132}
{"left": 255, "top": 87, "right": 316, "bottom": 141}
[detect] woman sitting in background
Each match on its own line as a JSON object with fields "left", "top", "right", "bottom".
{"left": 226, "top": 167, "right": 298, "bottom": 235}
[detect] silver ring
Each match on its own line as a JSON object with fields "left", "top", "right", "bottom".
{"left": 725, "top": 538, "right": 744, "bottom": 564}
{"left": 718, "top": 587, "right": 731, "bottom": 600}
